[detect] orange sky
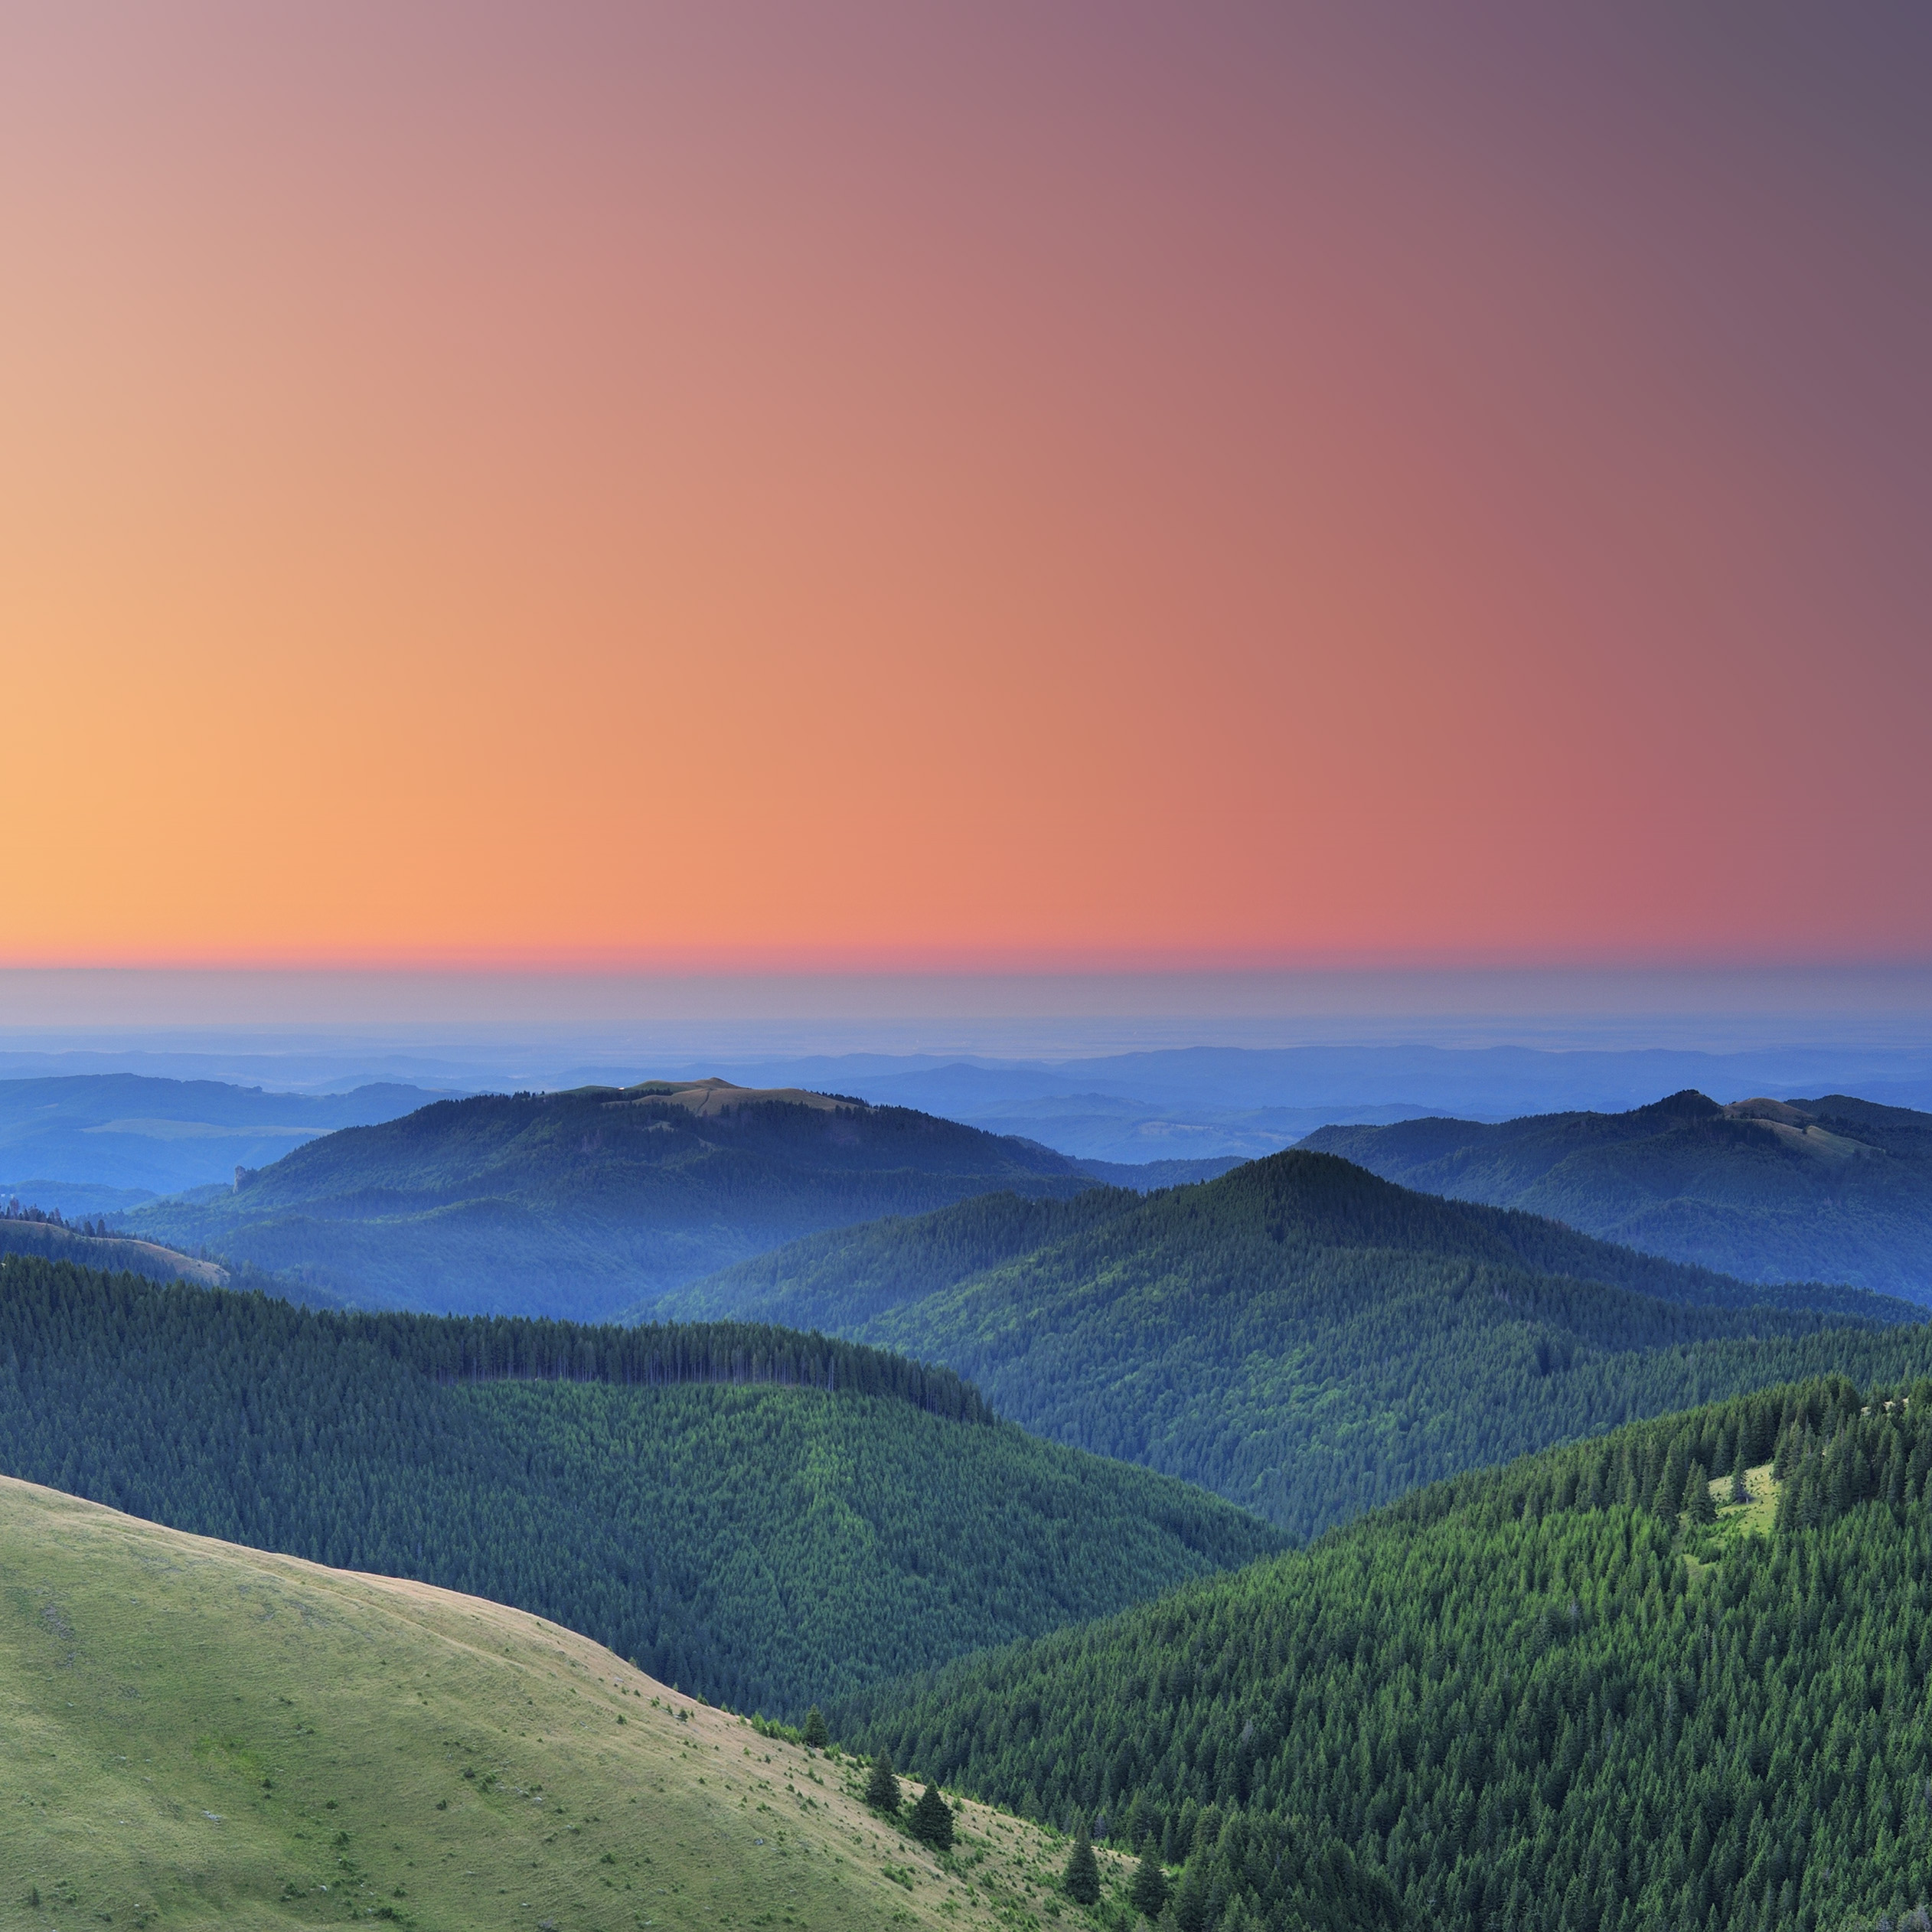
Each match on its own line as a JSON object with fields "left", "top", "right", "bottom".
{"left": 3, "top": 5, "right": 1928, "bottom": 971}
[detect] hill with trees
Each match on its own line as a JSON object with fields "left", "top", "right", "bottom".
{"left": 835, "top": 1371, "right": 1932, "bottom": 1932}
{"left": 1302, "top": 1089, "right": 1932, "bottom": 1303}
{"left": 125, "top": 1079, "right": 1097, "bottom": 1319}
{"left": 0, "top": 1470, "right": 1115, "bottom": 1932}
{"left": 0, "top": 1252, "right": 1277, "bottom": 1714}
{"left": 670, "top": 1149, "right": 1930, "bottom": 1539}
{"left": 0, "top": 1195, "right": 226, "bottom": 1284}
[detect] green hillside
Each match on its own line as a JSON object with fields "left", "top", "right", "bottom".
{"left": 126, "top": 1079, "right": 1096, "bottom": 1320}
{"left": 0, "top": 1473, "right": 1129, "bottom": 1932}
{"left": 670, "top": 1150, "right": 1927, "bottom": 1539}
{"left": 837, "top": 1372, "right": 1932, "bottom": 1932}
{"left": 0, "top": 1254, "right": 1278, "bottom": 1713}
{"left": 1303, "top": 1089, "right": 1932, "bottom": 1303}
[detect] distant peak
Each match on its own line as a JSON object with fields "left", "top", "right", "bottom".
{"left": 1645, "top": 1089, "right": 1722, "bottom": 1118}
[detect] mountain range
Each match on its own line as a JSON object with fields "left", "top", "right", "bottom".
{"left": 0, "top": 1072, "right": 452, "bottom": 1209}
{"left": 667, "top": 1147, "right": 1928, "bottom": 1539}
{"left": 1304, "top": 1089, "right": 1932, "bottom": 1303}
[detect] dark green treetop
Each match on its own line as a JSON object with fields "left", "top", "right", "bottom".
{"left": 1063, "top": 1816, "right": 1101, "bottom": 1906}
{"left": 863, "top": 1749, "right": 900, "bottom": 1815}
{"left": 909, "top": 1783, "right": 955, "bottom": 1852}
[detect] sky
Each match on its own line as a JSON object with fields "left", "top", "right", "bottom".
{"left": 5, "top": 3, "right": 1929, "bottom": 974}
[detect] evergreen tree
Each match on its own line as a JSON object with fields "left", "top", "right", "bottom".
{"left": 864, "top": 1749, "right": 901, "bottom": 1815}
{"left": 1064, "top": 1817, "right": 1101, "bottom": 1906}
{"left": 1131, "top": 1846, "right": 1169, "bottom": 1920}
{"left": 802, "top": 1706, "right": 829, "bottom": 1750}
{"left": 909, "top": 1782, "right": 955, "bottom": 1852}
{"left": 1729, "top": 1456, "right": 1749, "bottom": 1505}
{"left": 1682, "top": 1459, "right": 1716, "bottom": 1524}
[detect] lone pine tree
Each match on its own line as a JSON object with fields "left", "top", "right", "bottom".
{"left": 864, "top": 1749, "right": 901, "bottom": 1815}
{"left": 802, "top": 1706, "right": 829, "bottom": 1750}
{"left": 909, "top": 1782, "right": 955, "bottom": 1852}
{"left": 1064, "top": 1817, "right": 1101, "bottom": 1906}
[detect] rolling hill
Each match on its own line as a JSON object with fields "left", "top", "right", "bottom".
{"left": 834, "top": 1372, "right": 1932, "bottom": 1932}
{"left": 667, "top": 1149, "right": 1930, "bottom": 1539}
{"left": 0, "top": 1470, "right": 1124, "bottom": 1932}
{"left": 0, "top": 1072, "right": 452, "bottom": 1208}
{"left": 1302, "top": 1089, "right": 1932, "bottom": 1302}
{"left": 0, "top": 1253, "right": 1278, "bottom": 1713}
{"left": 0, "top": 1203, "right": 227, "bottom": 1284}
{"left": 126, "top": 1079, "right": 1098, "bottom": 1320}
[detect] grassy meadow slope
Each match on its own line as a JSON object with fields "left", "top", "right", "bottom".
{"left": 0, "top": 1255, "right": 1279, "bottom": 1712}
{"left": 1303, "top": 1090, "right": 1932, "bottom": 1303}
{"left": 837, "top": 1374, "right": 1932, "bottom": 1932}
{"left": 127, "top": 1081, "right": 1096, "bottom": 1320}
{"left": 0, "top": 1473, "right": 1117, "bottom": 1932}
{"left": 671, "top": 1150, "right": 1930, "bottom": 1539}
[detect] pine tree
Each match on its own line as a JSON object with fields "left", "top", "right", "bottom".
{"left": 909, "top": 1782, "right": 955, "bottom": 1852}
{"left": 1131, "top": 1845, "right": 1170, "bottom": 1920}
{"left": 1683, "top": 1460, "right": 1716, "bottom": 1525}
{"left": 1064, "top": 1816, "right": 1101, "bottom": 1906}
{"left": 802, "top": 1707, "right": 828, "bottom": 1750}
{"left": 864, "top": 1750, "right": 901, "bottom": 1815}
{"left": 1729, "top": 1457, "right": 1750, "bottom": 1506}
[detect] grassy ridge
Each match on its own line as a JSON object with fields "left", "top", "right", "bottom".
{"left": 0, "top": 1473, "right": 1121, "bottom": 1931}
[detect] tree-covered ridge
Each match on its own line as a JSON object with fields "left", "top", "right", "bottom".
{"left": 837, "top": 1373, "right": 1932, "bottom": 1932}
{"left": 0, "top": 1203, "right": 224, "bottom": 1286}
{"left": 674, "top": 1149, "right": 1923, "bottom": 1539}
{"left": 0, "top": 1255, "right": 1278, "bottom": 1712}
{"left": 126, "top": 1084, "right": 1097, "bottom": 1320}
{"left": 1304, "top": 1088, "right": 1932, "bottom": 1303}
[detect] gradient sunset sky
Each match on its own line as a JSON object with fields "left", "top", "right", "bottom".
{"left": 5, "top": 4, "right": 1927, "bottom": 973}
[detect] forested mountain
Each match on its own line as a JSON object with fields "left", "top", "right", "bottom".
{"left": 837, "top": 1372, "right": 1932, "bottom": 1932}
{"left": 2, "top": 1473, "right": 1080, "bottom": 1932}
{"left": 126, "top": 1078, "right": 1095, "bottom": 1319}
{"left": 671, "top": 1150, "right": 1927, "bottom": 1539}
{"left": 1303, "top": 1089, "right": 1932, "bottom": 1303}
{"left": 0, "top": 1253, "right": 1276, "bottom": 1712}
{"left": 0, "top": 1071, "right": 448, "bottom": 1205}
